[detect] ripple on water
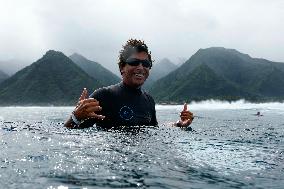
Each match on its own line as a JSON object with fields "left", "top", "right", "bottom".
{"left": 1, "top": 108, "right": 284, "bottom": 189}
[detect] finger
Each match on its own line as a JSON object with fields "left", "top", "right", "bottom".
{"left": 83, "top": 88, "right": 88, "bottom": 99}
{"left": 180, "top": 112, "right": 193, "bottom": 118}
{"left": 88, "top": 112, "right": 105, "bottom": 120}
{"left": 82, "top": 101, "right": 100, "bottom": 108}
{"left": 81, "top": 98, "right": 98, "bottom": 104}
{"left": 180, "top": 111, "right": 192, "bottom": 115}
{"left": 180, "top": 113, "right": 194, "bottom": 119}
{"left": 85, "top": 105, "right": 102, "bottom": 113}
{"left": 181, "top": 115, "right": 193, "bottom": 120}
{"left": 184, "top": 119, "right": 193, "bottom": 125}
{"left": 79, "top": 88, "right": 88, "bottom": 101}
{"left": 180, "top": 116, "right": 191, "bottom": 121}
{"left": 81, "top": 102, "right": 100, "bottom": 112}
{"left": 76, "top": 99, "right": 98, "bottom": 112}
{"left": 180, "top": 114, "right": 191, "bottom": 118}
{"left": 183, "top": 103, "right": 187, "bottom": 111}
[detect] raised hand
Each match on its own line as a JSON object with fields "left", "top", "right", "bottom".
{"left": 74, "top": 88, "right": 105, "bottom": 121}
{"left": 79, "top": 88, "right": 88, "bottom": 101}
{"left": 176, "top": 103, "right": 194, "bottom": 127}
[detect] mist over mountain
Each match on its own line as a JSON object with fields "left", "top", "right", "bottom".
{"left": 143, "top": 58, "right": 178, "bottom": 90}
{"left": 176, "top": 57, "right": 187, "bottom": 67}
{"left": 0, "top": 59, "right": 28, "bottom": 76}
{"left": 69, "top": 53, "right": 121, "bottom": 86}
{"left": 150, "top": 47, "right": 284, "bottom": 103}
{"left": 0, "top": 70, "right": 9, "bottom": 84}
{"left": 150, "top": 58, "right": 178, "bottom": 80}
{"left": 0, "top": 50, "right": 103, "bottom": 105}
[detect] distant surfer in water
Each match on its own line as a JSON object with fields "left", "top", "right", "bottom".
{"left": 64, "top": 39, "right": 194, "bottom": 129}
{"left": 255, "top": 111, "right": 263, "bottom": 116}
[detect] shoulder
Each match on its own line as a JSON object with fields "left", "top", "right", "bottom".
{"left": 89, "top": 83, "right": 120, "bottom": 98}
{"left": 142, "top": 90, "right": 155, "bottom": 104}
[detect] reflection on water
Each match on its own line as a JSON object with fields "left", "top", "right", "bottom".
{"left": 0, "top": 103, "right": 284, "bottom": 188}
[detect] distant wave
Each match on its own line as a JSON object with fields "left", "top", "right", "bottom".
{"left": 156, "top": 99, "right": 284, "bottom": 111}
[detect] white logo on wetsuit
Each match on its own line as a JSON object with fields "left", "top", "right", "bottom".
{"left": 119, "top": 106, "right": 134, "bottom": 121}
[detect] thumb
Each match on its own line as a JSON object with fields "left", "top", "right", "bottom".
{"left": 183, "top": 103, "right": 188, "bottom": 111}
{"left": 79, "top": 88, "right": 88, "bottom": 101}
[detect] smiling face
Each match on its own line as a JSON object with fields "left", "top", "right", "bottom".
{"left": 120, "top": 51, "right": 150, "bottom": 88}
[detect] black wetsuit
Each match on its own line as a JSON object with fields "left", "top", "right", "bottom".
{"left": 81, "top": 82, "right": 158, "bottom": 129}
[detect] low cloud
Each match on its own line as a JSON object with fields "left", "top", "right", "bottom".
{"left": 0, "top": 0, "right": 283, "bottom": 75}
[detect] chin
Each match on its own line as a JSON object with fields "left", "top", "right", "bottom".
{"left": 133, "top": 81, "right": 145, "bottom": 88}
{"left": 134, "top": 83, "right": 144, "bottom": 88}
{"left": 137, "top": 79, "right": 146, "bottom": 84}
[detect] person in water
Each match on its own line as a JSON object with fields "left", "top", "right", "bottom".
{"left": 255, "top": 111, "right": 263, "bottom": 116}
{"left": 64, "top": 39, "right": 194, "bottom": 129}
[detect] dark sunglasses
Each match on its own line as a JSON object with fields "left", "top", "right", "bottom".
{"left": 125, "top": 58, "right": 152, "bottom": 68}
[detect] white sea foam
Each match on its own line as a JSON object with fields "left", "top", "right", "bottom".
{"left": 156, "top": 99, "right": 284, "bottom": 111}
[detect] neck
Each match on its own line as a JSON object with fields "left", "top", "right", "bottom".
{"left": 122, "top": 81, "right": 141, "bottom": 90}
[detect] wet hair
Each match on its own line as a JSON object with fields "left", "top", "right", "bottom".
{"left": 118, "top": 39, "right": 153, "bottom": 70}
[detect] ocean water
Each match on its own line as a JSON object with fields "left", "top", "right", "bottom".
{"left": 0, "top": 100, "right": 284, "bottom": 189}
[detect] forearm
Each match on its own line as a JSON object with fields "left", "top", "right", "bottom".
{"left": 173, "top": 121, "right": 181, "bottom": 127}
{"left": 173, "top": 121, "right": 185, "bottom": 127}
{"left": 64, "top": 115, "right": 95, "bottom": 129}
{"left": 173, "top": 120, "right": 193, "bottom": 127}
{"left": 64, "top": 116, "right": 79, "bottom": 129}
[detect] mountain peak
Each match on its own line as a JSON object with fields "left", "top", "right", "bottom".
{"left": 44, "top": 50, "right": 64, "bottom": 56}
{"left": 156, "top": 58, "right": 176, "bottom": 67}
{"left": 0, "top": 51, "right": 102, "bottom": 105}
{"left": 197, "top": 47, "right": 251, "bottom": 59}
{"left": 155, "top": 58, "right": 177, "bottom": 70}
{"left": 149, "top": 47, "right": 284, "bottom": 102}
{"left": 70, "top": 52, "right": 89, "bottom": 62}
{"left": 159, "top": 58, "right": 171, "bottom": 63}
{"left": 39, "top": 50, "right": 67, "bottom": 63}
{"left": 70, "top": 52, "right": 84, "bottom": 58}
{"left": 69, "top": 53, "right": 121, "bottom": 86}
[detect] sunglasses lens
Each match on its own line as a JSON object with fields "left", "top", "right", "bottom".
{"left": 141, "top": 60, "right": 151, "bottom": 68}
{"left": 128, "top": 61, "right": 140, "bottom": 66}
{"left": 126, "top": 58, "right": 151, "bottom": 68}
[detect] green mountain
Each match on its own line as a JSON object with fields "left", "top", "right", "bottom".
{"left": 143, "top": 58, "right": 178, "bottom": 90}
{"left": 150, "top": 58, "right": 178, "bottom": 81}
{"left": 69, "top": 53, "right": 121, "bottom": 86}
{"left": 0, "top": 70, "right": 9, "bottom": 84}
{"left": 0, "top": 50, "right": 103, "bottom": 106}
{"left": 150, "top": 47, "right": 284, "bottom": 103}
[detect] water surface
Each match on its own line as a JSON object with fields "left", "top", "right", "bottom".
{"left": 0, "top": 101, "right": 284, "bottom": 188}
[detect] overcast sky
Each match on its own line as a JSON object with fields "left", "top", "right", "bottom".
{"left": 0, "top": 0, "right": 283, "bottom": 75}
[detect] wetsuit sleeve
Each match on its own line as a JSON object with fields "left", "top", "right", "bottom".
{"left": 151, "top": 108, "right": 158, "bottom": 126}
{"left": 146, "top": 93, "right": 158, "bottom": 126}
